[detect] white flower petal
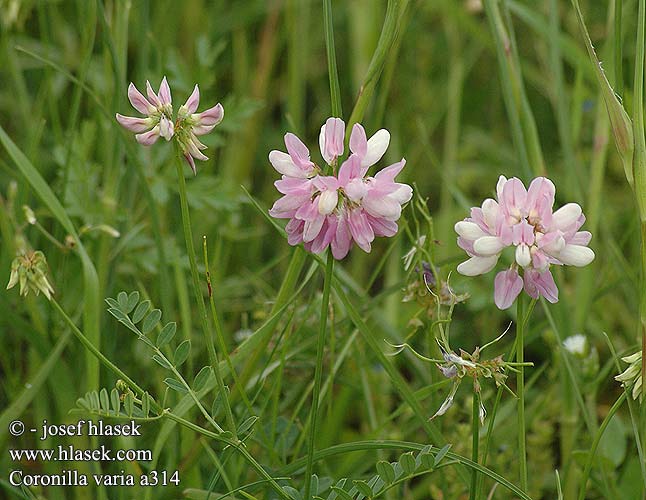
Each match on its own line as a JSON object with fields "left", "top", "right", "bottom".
{"left": 269, "top": 150, "right": 308, "bottom": 178}
{"left": 455, "top": 221, "right": 487, "bottom": 240}
{"left": 456, "top": 255, "right": 498, "bottom": 276}
{"left": 362, "top": 129, "right": 390, "bottom": 167}
{"left": 515, "top": 244, "right": 531, "bottom": 267}
{"left": 481, "top": 199, "right": 499, "bottom": 229}
{"left": 390, "top": 184, "right": 412, "bottom": 204}
{"left": 318, "top": 190, "right": 338, "bottom": 215}
{"left": 556, "top": 244, "right": 595, "bottom": 267}
{"left": 319, "top": 124, "right": 331, "bottom": 164}
{"left": 473, "top": 236, "right": 505, "bottom": 256}
{"left": 551, "top": 203, "right": 582, "bottom": 229}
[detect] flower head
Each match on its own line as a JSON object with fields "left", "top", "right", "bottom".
{"left": 269, "top": 118, "right": 412, "bottom": 259}
{"left": 6, "top": 251, "right": 54, "bottom": 300}
{"left": 116, "top": 77, "right": 174, "bottom": 145}
{"left": 175, "top": 84, "right": 224, "bottom": 174}
{"left": 455, "top": 176, "right": 595, "bottom": 309}
{"left": 116, "top": 78, "right": 224, "bottom": 174}
{"left": 615, "top": 350, "right": 643, "bottom": 402}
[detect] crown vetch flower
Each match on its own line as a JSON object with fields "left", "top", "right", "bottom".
{"left": 175, "top": 85, "right": 224, "bottom": 174}
{"left": 116, "top": 77, "right": 174, "bottom": 145}
{"left": 269, "top": 118, "right": 412, "bottom": 259}
{"left": 455, "top": 175, "right": 595, "bottom": 309}
{"left": 116, "top": 78, "right": 224, "bottom": 174}
{"left": 6, "top": 251, "right": 54, "bottom": 300}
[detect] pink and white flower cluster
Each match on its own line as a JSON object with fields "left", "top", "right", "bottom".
{"left": 269, "top": 117, "right": 412, "bottom": 259}
{"left": 116, "top": 77, "right": 224, "bottom": 174}
{"left": 455, "top": 176, "right": 595, "bottom": 309}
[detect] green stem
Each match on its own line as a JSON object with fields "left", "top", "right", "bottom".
{"left": 173, "top": 148, "right": 236, "bottom": 439}
{"left": 577, "top": 392, "right": 627, "bottom": 500}
{"left": 303, "top": 4, "right": 340, "bottom": 496}
{"left": 346, "top": 0, "right": 409, "bottom": 134}
{"left": 516, "top": 293, "right": 528, "bottom": 492}
{"left": 202, "top": 236, "right": 238, "bottom": 438}
{"left": 615, "top": 0, "right": 623, "bottom": 96}
{"left": 303, "top": 252, "right": 334, "bottom": 500}
{"left": 469, "top": 381, "right": 479, "bottom": 500}
{"left": 50, "top": 298, "right": 157, "bottom": 412}
{"left": 640, "top": 222, "right": 646, "bottom": 493}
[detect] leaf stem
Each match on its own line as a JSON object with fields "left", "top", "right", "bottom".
{"left": 50, "top": 298, "right": 155, "bottom": 411}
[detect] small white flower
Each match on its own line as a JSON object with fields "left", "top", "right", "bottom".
{"left": 563, "top": 334, "right": 587, "bottom": 356}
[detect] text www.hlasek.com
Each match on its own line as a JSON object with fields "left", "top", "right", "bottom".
{"left": 9, "top": 445, "right": 152, "bottom": 462}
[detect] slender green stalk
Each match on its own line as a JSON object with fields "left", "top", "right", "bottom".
{"left": 634, "top": 1, "right": 646, "bottom": 488}
{"left": 469, "top": 382, "right": 479, "bottom": 500}
{"left": 346, "top": 0, "right": 409, "bottom": 134}
{"left": 202, "top": 236, "right": 238, "bottom": 438}
{"left": 173, "top": 147, "right": 236, "bottom": 439}
{"left": 323, "top": 0, "right": 342, "bottom": 119}
{"left": 303, "top": 3, "right": 342, "bottom": 496}
{"left": 615, "top": 0, "right": 623, "bottom": 96}
{"left": 516, "top": 293, "right": 528, "bottom": 491}
{"left": 577, "top": 392, "right": 627, "bottom": 500}
{"left": 303, "top": 252, "right": 335, "bottom": 500}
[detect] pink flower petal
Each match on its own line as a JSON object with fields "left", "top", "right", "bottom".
{"left": 367, "top": 215, "right": 398, "bottom": 237}
{"left": 135, "top": 127, "right": 160, "bottom": 146}
{"left": 338, "top": 154, "right": 362, "bottom": 186}
{"left": 115, "top": 113, "right": 151, "bottom": 133}
{"left": 331, "top": 212, "right": 352, "bottom": 259}
{"left": 374, "top": 159, "right": 406, "bottom": 183}
{"left": 494, "top": 268, "right": 523, "bottom": 310}
{"left": 285, "top": 133, "right": 314, "bottom": 169}
{"left": 286, "top": 218, "right": 305, "bottom": 245}
{"left": 158, "top": 76, "right": 172, "bottom": 105}
{"left": 183, "top": 84, "right": 200, "bottom": 114}
{"left": 184, "top": 153, "right": 197, "bottom": 175}
{"left": 348, "top": 209, "right": 374, "bottom": 252}
{"left": 524, "top": 269, "right": 558, "bottom": 303}
{"left": 195, "top": 103, "right": 224, "bottom": 126}
{"left": 349, "top": 123, "right": 367, "bottom": 158}
{"left": 319, "top": 117, "right": 345, "bottom": 164}
{"left": 127, "top": 83, "right": 154, "bottom": 114}
{"left": 145, "top": 80, "right": 161, "bottom": 107}
{"left": 500, "top": 177, "right": 528, "bottom": 217}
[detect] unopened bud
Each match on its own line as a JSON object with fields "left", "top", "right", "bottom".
{"left": 22, "top": 205, "right": 36, "bottom": 225}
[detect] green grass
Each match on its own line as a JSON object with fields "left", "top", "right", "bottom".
{"left": 1, "top": 1, "right": 645, "bottom": 499}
